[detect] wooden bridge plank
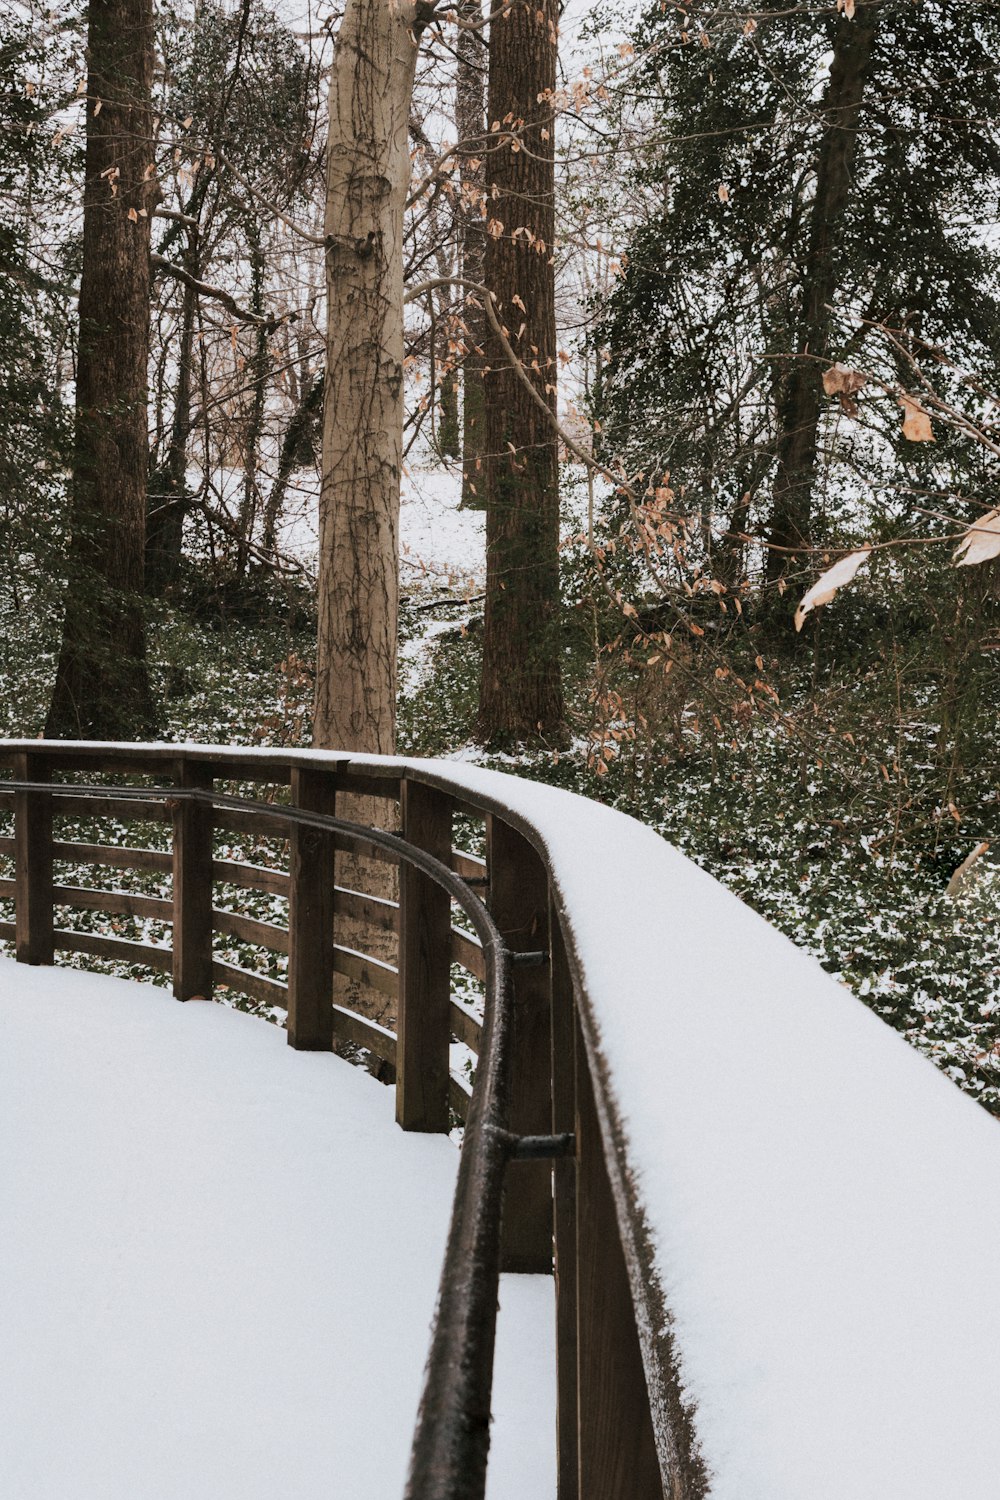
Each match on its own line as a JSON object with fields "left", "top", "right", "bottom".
{"left": 550, "top": 900, "right": 579, "bottom": 1500}
{"left": 575, "top": 1013, "right": 663, "bottom": 1499}
{"left": 450, "top": 926, "right": 485, "bottom": 981}
{"left": 53, "top": 841, "right": 172, "bottom": 875}
{"left": 286, "top": 766, "right": 336, "bottom": 1050}
{"left": 487, "top": 814, "right": 553, "bottom": 1275}
{"left": 171, "top": 760, "right": 214, "bottom": 1002}
{"left": 212, "top": 960, "right": 287, "bottom": 1009}
{"left": 53, "top": 886, "right": 172, "bottom": 922}
{"left": 213, "top": 908, "right": 289, "bottom": 954}
{"left": 448, "top": 999, "right": 482, "bottom": 1054}
{"left": 56, "top": 928, "right": 172, "bottom": 972}
{"left": 212, "top": 858, "right": 289, "bottom": 897}
{"left": 396, "top": 778, "right": 453, "bottom": 1132}
{"left": 51, "top": 794, "right": 170, "bottom": 822}
{"left": 14, "top": 751, "right": 53, "bottom": 966}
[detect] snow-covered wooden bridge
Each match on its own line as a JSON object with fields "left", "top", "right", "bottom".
{"left": 3, "top": 741, "right": 1000, "bottom": 1500}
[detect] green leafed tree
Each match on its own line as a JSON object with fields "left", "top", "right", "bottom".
{"left": 596, "top": 0, "right": 1000, "bottom": 586}
{"left": 0, "top": 22, "right": 74, "bottom": 630}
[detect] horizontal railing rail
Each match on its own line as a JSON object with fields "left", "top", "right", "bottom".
{"left": 0, "top": 743, "right": 679, "bottom": 1500}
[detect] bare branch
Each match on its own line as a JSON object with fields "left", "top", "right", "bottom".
{"left": 151, "top": 254, "right": 275, "bottom": 327}
{"left": 214, "top": 149, "right": 326, "bottom": 246}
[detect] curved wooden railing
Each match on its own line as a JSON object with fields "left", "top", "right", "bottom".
{"left": 0, "top": 742, "right": 681, "bottom": 1500}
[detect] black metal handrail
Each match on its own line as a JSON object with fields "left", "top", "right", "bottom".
{"left": 2, "top": 778, "right": 563, "bottom": 1500}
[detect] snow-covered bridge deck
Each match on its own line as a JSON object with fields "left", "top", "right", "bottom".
{"left": 7, "top": 743, "right": 1000, "bottom": 1499}
{"left": 0, "top": 959, "right": 554, "bottom": 1500}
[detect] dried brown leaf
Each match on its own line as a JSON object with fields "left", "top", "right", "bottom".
{"left": 954, "top": 509, "right": 1000, "bottom": 567}
{"left": 822, "top": 362, "right": 867, "bottom": 398}
{"left": 794, "top": 547, "right": 871, "bottom": 632}
{"left": 899, "top": 394, "right": 934, "bottom": 442}
{"left": 945, "top": 841, "right": 990, "bottom": 899}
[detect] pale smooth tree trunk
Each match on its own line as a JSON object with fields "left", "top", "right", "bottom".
{"left": 315, "top": 0, "right": 435, "bottom": 1033}
{"left": 314, "top": 0, "right": 433, "bottom": 753}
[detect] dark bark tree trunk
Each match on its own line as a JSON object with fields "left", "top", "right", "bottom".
{"left": 235, "top": 226, "right": 268, "bottom": 581}
{"left": 262, "top": 371, "right": 323, "bottom": 554}
{"left": 478, "top": 0, "right": 563, "bottom": 742}
{"left": 147, "top": 222, "right": 199, "bottom": 594}
{"left": 46, "top": 0, "right": 159, "bottom": 738}
{"left": 766, "top": 5, "right": 877, "bottom": 580}
{"left": 438, "top": 363, "right": 460, "bottom": 457}
{"left": 456, "top": 0, "right": 487, "bottom": 507}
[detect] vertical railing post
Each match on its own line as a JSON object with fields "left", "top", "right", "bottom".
{"left": 13, "top": 749, "right": 53, "bottom": 966}
{"left": 487, "top": 813, "right": 553, "bottom": 1274}
{"left": 287, "top": 765, "right": 337, "bottom": 1050}
{"left": 171, "top": 758, "right": 214, "bottom": 1002}
{"left": 575, "top": 1014, "right": 663, "bottom": 1498}
{"left": 550, "top": 898, "right": 579, "bottom": 1499}
{"left": 397, "top": 777, "right": 453, "bottom": 1131}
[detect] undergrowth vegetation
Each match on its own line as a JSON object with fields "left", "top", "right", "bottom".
{"left": 395, "top": 536, "right": 1000, "bottom": 1118}
{"left": 2, "top": 541, "right": 999, "bottom": 1115}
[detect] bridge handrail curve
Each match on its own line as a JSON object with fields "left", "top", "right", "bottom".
{"left": 0, "top": 741, "right": 678, "bottom": 1500}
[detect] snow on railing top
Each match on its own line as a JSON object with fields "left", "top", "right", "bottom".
{"left": 428, "top": 757, "right": 1000, "bottom": 1500}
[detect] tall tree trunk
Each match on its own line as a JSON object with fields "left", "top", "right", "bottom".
{"left": 431, "top": 255, "right": 460, "bottom": 459}
{"left": 262, "top": 370, "right": 323, "bottom": 554}
{"left": 147, "top": 222, "right": 199, "bottom": 594}
{"left": 766, "top": 6, "right": 877, "bottom": 580}
{"left": 235, "top": 226, "right": 267, "bottom": 581}
{"left": 478, "top": 0, "right": 563, "bottom": 743}
{"left": 46, "top": 0, "right": 159, "bottom": 739}
{"left": 456, "top": 0, "right": 487, "bottom": 507}
{"left": 438, "top": 361, "right": 460, "bottom": 458}
{"left": 313, "top": 0, "right": 432, "bottom": 753}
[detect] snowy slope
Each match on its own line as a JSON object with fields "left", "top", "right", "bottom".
{"left": 270, "top": 463, "right": 487, "bottom": 589}
{"left": 0, "top": 959, "right": 554, "bottom": 1500}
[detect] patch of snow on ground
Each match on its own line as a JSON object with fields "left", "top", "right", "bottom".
{"left": 0, "top": 959, "right": 553, "bottom": 1500}
{"left": 400, "top": 465, "right": 485, "bottom": 592}
{"left": 250, "top": 462, "right": 486, "bottom": 594}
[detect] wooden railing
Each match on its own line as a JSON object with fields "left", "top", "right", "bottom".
{"left": 0, "top": 742, "right": 687, "bottom": 1500}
